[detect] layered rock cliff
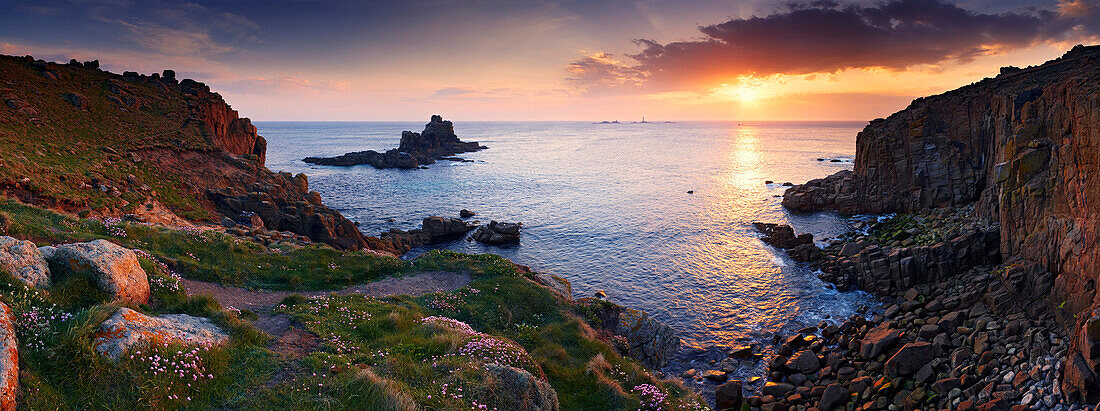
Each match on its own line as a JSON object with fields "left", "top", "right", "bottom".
{"left": 782, "top": 45, "right": 1100, "bottom": 401}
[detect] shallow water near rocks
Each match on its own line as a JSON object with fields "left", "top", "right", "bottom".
{"left": 258, "top": 120, "right": 879, "bottom": 392}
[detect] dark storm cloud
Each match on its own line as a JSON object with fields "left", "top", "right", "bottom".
{"left": 570, "top": 0, "right": 1100, "bottom": 90}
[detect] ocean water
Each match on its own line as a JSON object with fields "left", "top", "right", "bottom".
{"left": 257, "top": 120, "right": 877, "bottom": 386}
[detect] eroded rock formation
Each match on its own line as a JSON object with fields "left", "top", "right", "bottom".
{"left": 303, "top": 115, "right": 486, "bottom": 168}
{"left": 781, "top": 44, "right": 1100, "bottom": 401}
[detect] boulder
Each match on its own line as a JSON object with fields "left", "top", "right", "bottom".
{"left": 93, "top": 307, "right": 229, "bottom": 360}
{"left": 789, "top": 243, "right": 822, "bottom": 262}
{"left": 483, "top": 363, "right": 559, "bottom": 411}
{"left": 885, "top": 342, "right": 935, "bottom": 376}
{"left": 472, "top": 221, "right": 522, "bottom": 245}
{"left": 0, "top": 236, "right": 50, "bottom": 288}
{"left": 0, "top": 303, "right": 16, "bottom": 411}
{"left": 762, "top": 381, "right": 794, "bottom": 397}
{"left": 460, "top": 209, "right": 476, "bottom": 218}
{"left": 860, "top": 323, "right": 901, "bottom": 359}
{"left": 785, "top": 349, "right": 821, "bottom": 374}
{"left": 62, "top": 92, "right": 90, "bottom": 110}
{"left": 49, "top": 240, "right": 150, "bottom": 304}
{"left": 819, "top": 383, "right": 849, "bottom": 410}
{"left": 715, "top": 379, "right": 743, "bottom": 410}
{"left": 421, "top": 216, "right": 478, "bottom": 239}
{"left": 752, "top": 222, "right": 813, "bottom": 249}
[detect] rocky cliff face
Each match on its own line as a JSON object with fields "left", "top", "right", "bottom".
{"left": 782, "top": 45, "right": 1100, "bottom": 401}
{"left": 0, "top": 55, "right": 379, "bottom": 253}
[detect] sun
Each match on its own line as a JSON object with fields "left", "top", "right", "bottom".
{"left": 713, "top": 76, "right": 769, "bottom": 104}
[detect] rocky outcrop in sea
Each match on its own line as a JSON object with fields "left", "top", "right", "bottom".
{"left": 777, "top": 45, "right": 1100, "bottom": 404}
{"left": 303, "top": 115, "right": 486, "bottom": 169}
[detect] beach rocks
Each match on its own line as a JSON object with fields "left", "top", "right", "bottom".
{"left": 50, "top": 240, "right": 149, "bottom": 304}
{"left": 421, "top": 216, "right": 478, "bottom": 239}
{"left": 715, "top": 379, "right": 743, "bottom": 410}
{"left": 460, "top": 209, "right": 476, "bottom": 218}
{"left": 785, "top": 350, "right": 821, "bottom": 374}
{"left": 819, "top": 383, "right": 849, "bottom": 411}
{"left": 860, "top": 323, "right": 900, "bottom": 359}
{"left": 0, "top": 236, "right": 50, "bottom": 288}
{"left": 483, "top": 363, "right": 560, "bottom": 411}
{"left": 0, "top": 302, "right": 17, "bottom": 411}
{"left": 93, "top": 307, "right": 229, "bottom": 360}
{"left": 884, "top": 342, "right": 934, "bottom": 376}
{"left": 752, "top": 222, "right": 812, "bottom": 249}
{"left": 472, "top": 221, "right": 522, "bottom": 245}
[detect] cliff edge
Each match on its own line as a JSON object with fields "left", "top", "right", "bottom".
{"left": 782, "top": 45, "right": 1100, "bottom": 401}
{"left": 0, "top": 55, "right": 395, "bottom": 253}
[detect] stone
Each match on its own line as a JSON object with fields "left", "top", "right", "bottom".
{"left": 860, "top": 324, "right": 901, "bottom": 359}
{"left": 715, "top": 379, "right": 743, "bottom": 410}
{"left": 460, "top": 209, "right": 476, "bottom": 218}
{"left": 483, "top": 363, "right": 560, "bottom": 410}
{"left": 728, "top": 344, "right": 754, "bottom": 359}
{"left": 0, "top": 303, "right": 16, "bottom": 411}
{"left": 0, "top": 236, "right": 50, "bottom": 288}
{"left": 93, "top": 307, "right": 229, "bottom": 360}
{"left": 472, "top": 221, "right": 522, "bottom": 245}
{"left": 49, "top": 240, "right": 150, "bottom": 304}
{"left": 420, "top": 216, "right": 478, "bottom": 239}
{"left": 762, "top": 381, "right": 795, "bottom": 397}
{"left": 62, "top": 92, "right": 90, "bottom": 110}
{"left": 702, "top": 369, "right": 728, "bottom": 382}
{"left": 786, "top": 350, "right": 821, "bottom": 374}
{"left": 819, "top": 383, "right": 849, "bottom": 410}
{"left": 752, "top": 222, "right": 813, "bottom": 249}
{"left": 789, "top": 243, "right": 823, "bottom": 262}
{"left": 885, "top": 342, "right": 935, "bottom": 376}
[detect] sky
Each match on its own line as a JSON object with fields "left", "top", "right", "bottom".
{"left": 1, "top": 0, "right": 1098, "bottom": 121}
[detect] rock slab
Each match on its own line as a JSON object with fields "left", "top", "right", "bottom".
{"left": 93, "top": 307, "right": 229, "bottom": 360}
{"left": 0, "top": 236, "right": 50, "bottom": 288}
{"left": 0, "top": 302, "right": 16, "bottom": 411}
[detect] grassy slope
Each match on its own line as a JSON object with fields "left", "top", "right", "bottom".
{"left": 0, "top": 55, "right": 222, "bottom": 219}
{"left": 0, "top": 201, "right": 705, "bottom": 409}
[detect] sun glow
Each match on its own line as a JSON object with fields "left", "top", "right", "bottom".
{"left": 713, "top": 76, "right": 770, "bottom": 103}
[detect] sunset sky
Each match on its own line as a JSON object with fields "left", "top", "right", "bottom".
{"left": 2, "top": 0, "right": 1098, "bottom": 121}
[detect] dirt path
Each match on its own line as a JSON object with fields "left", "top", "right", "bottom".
{"left": 179, "top": 271, "right": 471, "bottom": 338}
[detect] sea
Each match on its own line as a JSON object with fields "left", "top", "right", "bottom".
{"left": 256, "top": 120, "right": 880, "bottom": 392}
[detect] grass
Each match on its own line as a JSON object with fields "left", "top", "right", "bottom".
{"left": 0, "top": 200, "right": 707, "bottom": 409}
{"left": 0, "top": 199, "right": 405, "bottom": 290}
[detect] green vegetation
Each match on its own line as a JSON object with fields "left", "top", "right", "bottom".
{"left": 0, "top": 201, "right": 705, "bottom": 409}
{"left": 0, "top": 55, "right": 232, "bottom": 219}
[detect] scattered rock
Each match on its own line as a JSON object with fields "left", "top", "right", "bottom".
{"left": 715, "top": 379, "right": 743, "bottom": 410}
{"left": 93, "top": 307, "right": 229, "bottom": 360}
{"left": 885, "top": 342, "right": 935, "bottom": 376}
{"left": 62, "top": 92, "right": 90, "bottom": 110}
{"left": 49, "top": 239, "right": 150, "bottom": 304}
{"left": 0, "top": 236, "right": 50, "bottom": 288}
{"left": 472, "top": 221, "right": 522, "bottom": 245}
{"left": 819, "top": 383, "right": 849, "bottom": 410}
{"left": 483, "top": 363, "right": 560, "bottom": 411}
{"left": 460, "top": 209, "right": 476, "bottom": 218}
{"left": 752, "top": 222, "right": 813, "bottom": 249}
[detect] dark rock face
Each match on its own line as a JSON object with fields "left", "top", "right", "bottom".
{"left": 715, "top": 379, "right": 743, "bottom": 410}
{"left": 818, "top": 228, "right": 1001, "bottom": 295}
{"left": 777, "top": 45, "right": 1100, "bottom": 398}
{"left": 574, "top": 298, "right": 680, "bottom": 369}
{"left": 753, "top": 222, "right": 813, "bottom": 249}
{"left": 472, "top": 221, "right": 521, "bottom": 245}
{"left": 376, "top": 216, "right": 480, "bottom": 254}
{"left": 303, "top": 115, "right": 486, "bottom": 168}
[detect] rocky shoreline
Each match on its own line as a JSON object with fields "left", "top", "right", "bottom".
{"left": 303, "top": 115, "right": 486, "bottom": 169}
{"left": 698, "top": 213, "right": 1074, "bottom": 411}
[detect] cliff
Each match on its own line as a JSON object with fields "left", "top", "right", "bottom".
{"left": 0, "top": 54, "right": 389, "bottom": 253}
{"left": 782, "top": 45, "right": 1100, "bottom": 401}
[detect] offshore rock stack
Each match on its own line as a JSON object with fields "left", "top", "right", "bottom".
{"left": 303, "top": 115, "right": 486, "bottom": 169}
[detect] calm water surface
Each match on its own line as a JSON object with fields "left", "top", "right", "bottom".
{"left": 257, "top": 120, "right": 878, "bottom": 388}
